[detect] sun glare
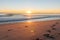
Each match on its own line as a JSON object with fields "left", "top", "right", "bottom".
{"left": 26, "top": 11, "right": 32, "bottom": 14}
{"left": 27, "top": 20, "right": 31, "bottom": 22}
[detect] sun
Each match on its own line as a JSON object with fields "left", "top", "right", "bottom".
{"left": 26, "top": 10, "right": 32, "bottom": 19}
{"left": 26, "top": 11, "right": 32, "bottom": 14}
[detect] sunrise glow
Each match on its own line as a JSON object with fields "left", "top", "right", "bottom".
{"left": 26, "top": 11, "right": 32, "bottom": 14}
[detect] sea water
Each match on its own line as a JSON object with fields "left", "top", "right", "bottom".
{"left": 0, "top": 14, "right": 60, "bottom": 24}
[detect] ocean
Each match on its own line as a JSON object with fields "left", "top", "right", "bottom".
{"left": 0, "top": 14, "right": 60, "bottom": 24}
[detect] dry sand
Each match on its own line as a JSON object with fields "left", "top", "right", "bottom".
{"left": 0, "top": 20, "right": 60, "bottom": 40}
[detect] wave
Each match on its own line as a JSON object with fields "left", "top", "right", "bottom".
{"left": 0, "top": 14, "right": 60, "bottom": 24}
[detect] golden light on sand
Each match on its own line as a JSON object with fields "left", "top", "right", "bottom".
{"left": 27, "top": 20, "right": 32, "bottom": 23}
{"left": 30, "top": 30, "right": 35, "bottom": 35}
{"left": 30, "top": 30, "right": 34, "bottom": 33}
{"left": 26, "top": 20, "right": 32, "bottom": 25}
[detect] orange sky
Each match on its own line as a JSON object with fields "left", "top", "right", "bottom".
{"left": 0, "top": 9, "right": 60, "bottom": 14}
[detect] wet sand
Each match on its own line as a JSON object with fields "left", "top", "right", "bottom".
{"left": 0, "top": 20, "right": 60, "bottom": 40}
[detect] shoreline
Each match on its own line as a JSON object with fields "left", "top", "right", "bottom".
{"left": 0, "top": 18, "right": 60, "bottom": 24}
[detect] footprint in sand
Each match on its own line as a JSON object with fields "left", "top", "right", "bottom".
{"left": 46, "top": 30, "right": 51, "bottom": 33}
{"left": 51, "top": 24, "right": 56, "bottom": 27}
{"left": 52, "top": 27, "right": 56, "bottom": 30}
{"left": 35, "top": 38, "right": 39, "bottom": 40}
{"left": 58, "top": 33, "right": 60, "bottom": 35}
{"left": 56, "top": 22, "right": 59, "bottom": 24}
{"left": 43, "top": 33, "right": 55, "bottom": 40}
{"left": 35, "top": 38, "right": 43, "bottom": 40}
{"left": 8, "top": 29, "right": 13, "bottom": 31}
{"left": 25, "top": 26, "right": 28, "bottom": 28}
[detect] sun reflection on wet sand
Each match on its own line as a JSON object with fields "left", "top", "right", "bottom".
{"left": 30, "top": 30, "right": 35, "bottom": 35}
{"left": 27, "top": 20, "right": 32, "bottom": 23}
{"left": 24, "top": 20, "right": 36, "bottom": 36}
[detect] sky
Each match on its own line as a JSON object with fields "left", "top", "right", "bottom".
{"left": 0, "top": 0, "right": 60, "bottom": 13}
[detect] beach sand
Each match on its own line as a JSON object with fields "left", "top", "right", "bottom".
{"left": 0, "top": 20, "right": 60, "bottom": 40}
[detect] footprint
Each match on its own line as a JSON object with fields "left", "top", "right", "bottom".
{"left": 43, "top": 33, "right": 50, "bottom": 38}
{"left": 51, "top": 24, "right": 56, "bottom": 27}
{"left": 52, "top": 28, "right": 56, "bottom": 31}
{"left": 58, "top": 33, "right": 60, "bottom": 35}
{"left": 25, "top": 26, "right": 28, "bottom": 28}
{"left": 35, "top": 38, "right": 40, "bottom": 40}
{"left": 43, "top": 34, "right": 55, "bottom": 40}
{"left": 56, "top": 22, "right": 59, "bottom": 24}
{"left": 8, "top": 29, "right": 13, "bottom": 31}
{"left": 46, "top": 30, "right": 51, "bottom": 33}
